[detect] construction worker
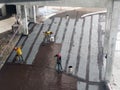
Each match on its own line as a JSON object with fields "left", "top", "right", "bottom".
{"left": 14, "top": 46, "right": 24, "bottom": 62}
{"left": 43, "top": 31, "right": 53, "bottom": 43}
{"left": 54, "top": 53, "right": 63, "bottom": 73}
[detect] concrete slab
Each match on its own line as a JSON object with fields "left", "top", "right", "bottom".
{"left": 25, "top": 24, "right": 43, "bottom": 64}
{"left": 55, "top": 18, "right": 67, "bottom": 43}
{"left": 22, "top": 24, "right": 42, "bottom": 61}
{"left": 7, "top": 24, "right": 37, "bottom": 63}
{"left": 3, "top": 9, "right": 107, "bottom": 90}
{"left": 26, "top": 19, "right": 52, "bottom": 64}
{"left": 0, "top": 43, "right": 77, "bottom": 90}
{"left": 89, "top": 85, "right": 98, "bottom": 90}
{"left": 60, "top": 19, "right": 75, "bottom": 70}
{"left": 7, "top": 36, "right": 27, "bottom": 63}
{"left": 50, "top": 17, "right": 61, "bottom": 36}
{"left": 77, "top": 16, "right": 91, "bottom": 79}
{"left": 67, "top": 19, "right": 83, "bottom": 75}
{"left": 89, "top": 15, "right": 99, "bottom": 82}
{"left": 77, "top": 81, "right": 86, "bottom": 90}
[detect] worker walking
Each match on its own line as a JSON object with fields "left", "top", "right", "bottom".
{"left": 54, "top": 53, "right": 63, "bottom": 73}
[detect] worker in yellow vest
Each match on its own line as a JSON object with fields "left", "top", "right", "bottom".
{"left": 43, "top": 31, "right": 53, "bottom": 43}
{"left": 14, "top": 46, "right": 24, "bottom": 62}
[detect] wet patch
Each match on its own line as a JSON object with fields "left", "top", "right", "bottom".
{"left": 0, "top": 43, "right": 77, "bottom": 90}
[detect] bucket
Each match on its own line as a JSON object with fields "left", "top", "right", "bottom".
{"left": 68, "top": 66, "right": 73, "bottom": 73}
{"left": 50, "top": 36, "right": 54, "bottom": 42}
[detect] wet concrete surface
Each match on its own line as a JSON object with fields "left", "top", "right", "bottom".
{"left": 0, "top": 43, "right": 77, "bottom": 90}
{"left": 0, "top": 8, "right": 107, "bottom": 90}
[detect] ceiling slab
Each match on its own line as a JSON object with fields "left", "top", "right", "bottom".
{"left": 2, "top": 0, "right": 108, "bottom": 8}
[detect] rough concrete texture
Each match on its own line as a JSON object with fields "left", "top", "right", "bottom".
{"left": 0, "top": 43, "right": 77, "bottom": 90}
{"left": 1, "top": 8, "right": 107, "bottom": 90}
{"left": 110, "top": 1, "right": 120, "bottom": 90}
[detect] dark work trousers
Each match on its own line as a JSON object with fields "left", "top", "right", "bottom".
{"left": 15, "top": 55, "right": 24, "bottom": 62}
{"left": 56, "top": 62, "right": 63, "bottom": 72}
{"left": 44, "top": 35, "right": 51, "bottom": 43}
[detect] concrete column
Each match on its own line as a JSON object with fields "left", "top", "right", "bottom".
{"left": 33, "top": 5, "right": 37, "bottom": 23}
{"left": 16, "top": 5, "right": 21, "bottom": 16}
{"left": 21, "top": 5, "right": 28, "bottom": 35}
{"left": 29, "top": 5, "right": 36, "bottom": 23}
{"left": 15, "top": 5, "right": 22, "bottom": 34}
{"left": 104, "top": 0, "right": 120, "bottom": 82}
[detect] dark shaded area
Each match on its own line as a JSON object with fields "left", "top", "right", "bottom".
{"left": 6, "top": 5, "right": 16, "bottom": 16}
{"left": 0, "top": 0, "right": 58, "bottom": 3}
{"left": 0, "top": 43, "right": 77, "bottom": 90}
{"left": 99, "top": 82, "right": 108, "bottom": 90}
{"left": 0, "top": 15, "right": 12, "bottom": 20}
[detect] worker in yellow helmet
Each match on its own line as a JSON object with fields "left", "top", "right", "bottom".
{"left": 14, "top": 46, "right": 24, "bottom": 62}
{"left": 43, "top": 31, "right": 53, "bottom": 43}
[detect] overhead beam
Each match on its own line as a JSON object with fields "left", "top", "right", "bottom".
{"left": 0, "top": 0, "right": 57, "bottom": 3}
{"left": 3, "top": 0, "right": 108, "bottom": 8}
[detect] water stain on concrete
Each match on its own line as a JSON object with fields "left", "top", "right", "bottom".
{"left": 0, "top": 43, "right": 77, "bottom": 90}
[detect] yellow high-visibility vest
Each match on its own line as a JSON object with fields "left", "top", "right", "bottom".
{"left": 44, "top": 31, "right": 52, "bottom": 36}
{"left": 16, "top": 47, "right": 22, "bottom": 56}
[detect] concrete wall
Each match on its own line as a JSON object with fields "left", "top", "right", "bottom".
{"left": 110, "top": 1, "right": 120, "bottom": 90}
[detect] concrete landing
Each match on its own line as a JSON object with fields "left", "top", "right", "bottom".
{"left": 0, "top": 43, "right": 77, "bottom": 90}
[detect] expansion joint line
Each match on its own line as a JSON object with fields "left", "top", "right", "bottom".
{"left": 64, "top": 18, "right": 78, "bottom": 71}
{"left": 54, "top": 17, "right": 62, "bottom": 41}
{"left": 25, "top": 24, "right": 44, "bottom": 62}
{"left": 86, "top": 16, "right": 93, "bottom": 90}
{"left": 75, "top": 18, "right": 85, "bottom": 75}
